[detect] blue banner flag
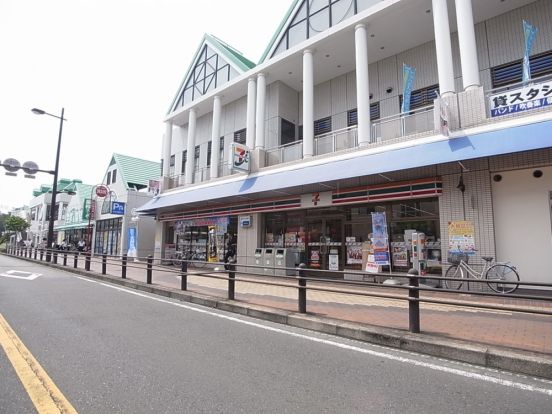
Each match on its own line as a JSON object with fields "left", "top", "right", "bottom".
{"left": 522, "top": 20, "right": 537, "bottom": 83}
{"left": 401, "top": 63, "right": 416, "bottom": 113}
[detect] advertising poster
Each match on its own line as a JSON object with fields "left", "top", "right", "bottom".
{"left": 309, "top": 249, "right": 321, "bottom": 268}
{"left": 328, "top": 251, "right": 339, "bottom": 271}
{"left": 371, "top": 212, "right": 390, "bottom": 265}
{"left": 207, "top": 226, "right": 218, "bottom": 262}
{"left": 448, "top": 220, "right": 476, "bottom": 255}
{"left": 346, "top": 244, "right": 363, "bottom": 264}
{"left": 392, "top": 245, "right": 408, "bottom": 267}
{"left": 127, "top": 227, "right": 137, "bottom": 258}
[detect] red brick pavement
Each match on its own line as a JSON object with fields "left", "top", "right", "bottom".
{"left": 86, "top": 257, "right": 552, "bottom": 355}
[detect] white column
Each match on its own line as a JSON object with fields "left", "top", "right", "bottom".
{"left": 255, "top": 73, "right": 266, "bottom": 149}
{"left": 210, "top": 96, "right": 222, "bottom": 179}
{"left": 455, "top": 0, "right": 480, "bottom": 90}
{"left": 355, "top": 24, "right": 371, "bottom": 146}
{"left": 432, "top": 0, "right": 455, "bottom": 95}
{"left": 184, "top": 108, "right": 197, "bottom": 185}
{"left": 302, "top": 49, "right": 314, "bottom": 158}
{"left": 162, "top": 122, "right": 172, "bottom": 177}
{"left": 246, "top": 78, "right": 256, "bottom": 148}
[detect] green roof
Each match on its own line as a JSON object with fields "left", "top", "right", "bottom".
{"left": 111, "top": 153, "right": 160, "bottom": 190}
{"left": 167, "top": 34, "right": 256, "bottom": 115}
{"left": 32, "top": 179, "right": 82, "bottom": 197}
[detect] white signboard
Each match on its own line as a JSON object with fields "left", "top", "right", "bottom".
{"left": 300, "top": 191, "right": 332, "bottom": 208}
{"left": 230, "top": 143, "right": 251, "bottom": 173}
{"left": 489, "top": 81, "right": 552, "bottom": 117}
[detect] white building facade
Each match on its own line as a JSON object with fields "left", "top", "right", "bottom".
{"left": 139, "top": 0, "right": 552, "bottom": 286}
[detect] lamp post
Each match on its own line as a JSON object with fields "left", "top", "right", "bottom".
{"left": 32, "top": 107, "right": 66, "bottom": 262}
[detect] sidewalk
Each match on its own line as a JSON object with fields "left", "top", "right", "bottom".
{"left": 88, "top": 257, "right": 552, "bottom": 356}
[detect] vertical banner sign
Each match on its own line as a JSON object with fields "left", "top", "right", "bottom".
{"left": 522, "top": 20, "right": 538, "bottom": 83}
{"left": 401, "top": 63, "right": 416, "bottom": 113}
{"left": 371, "top": 212, "right": 390, "bottom": 265}
{"left": 128, "top": 227, "right": 137, "bottom": 258}
{"left": 448, "top": 221, "right": 476, "bottom": 255}
{"left": 208, "top": 226, "right": 217, "bottom": 262}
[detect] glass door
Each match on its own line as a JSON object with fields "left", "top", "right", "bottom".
{"left": 306, "top": 218, "right": 343, "bottom": 271}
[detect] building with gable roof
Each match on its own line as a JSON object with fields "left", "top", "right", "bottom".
{"left": 139, "top": 0, "right": 552, "bottom": 285}
{"left": 90, "top": 153, "right": 160, "bottom": 257}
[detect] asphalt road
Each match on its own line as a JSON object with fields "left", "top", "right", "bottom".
{"left": 1, "top": 255, "right": 551, "bottom": 414}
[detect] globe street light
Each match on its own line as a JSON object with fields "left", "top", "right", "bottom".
{"left": 32, "top": 107, "right": 66, "bottom": 262}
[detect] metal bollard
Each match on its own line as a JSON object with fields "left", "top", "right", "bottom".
{"left": 85, "top": 252, "right": 91, "bottom": 271}
{"left": 298, "top": 263, "right": 307, "bottom": 314}
{"left": 40, "top": 250, "right": 44, "bottom": 261}
{"left": 24, "top": 248, "right": 28, "bottom": 258}
{"left": 146, "top": 255, "right": 153, "bottom": 284}
{"left": 63, "top": 253, "right": 67, "bottom": 266}
{"left": 181, "top": 260, "right": 187, "bottom": 291}
{"left": 34, "top": 248, "right": 37, "bottom": 260}
{"left": 74, "top": 252, "right": 78, "bottom": 268}
{"left": 102, "top": 253, "right": 107, "bottom": 275}
{"left": 121, "top": 254, "right": 127, "bottom": 279}
{"left": 53, "top": 250, "right": 58, "bottom": 264}
{"left": 228, "top": 259, "right": 236, "bottom": 300}
{"left": 408, "top": 268, "right": 420, "bottom": 333}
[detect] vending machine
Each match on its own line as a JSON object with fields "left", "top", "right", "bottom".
{"left": 411, "top": 232, "right": 427, "bottom": 276}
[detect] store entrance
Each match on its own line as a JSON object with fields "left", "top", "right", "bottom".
{"left": 306, "top": 217, "right": 343, "bottom": 271}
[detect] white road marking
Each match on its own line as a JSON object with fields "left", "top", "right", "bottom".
{"left": 75, "top": 276, "right": 552, "bottom": 396}
{"left": 0, "top": 270, "right": 42, "bottom": 280}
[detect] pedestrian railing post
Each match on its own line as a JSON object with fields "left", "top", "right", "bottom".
{"left": 102, "top": 253, "right": 107, "bottom": 275}
{"left": 228, "top": 259, "right": 236, "bottom": 300}
{"left": 181, "top": 260, "right": 188, "bottom": 291}
{"left": 408, "top": 268, "right": 420, "bottom": 334}
{"left": 85, "top": 252, "right": 91, "bottom": 271}
{"left": 39, "top": 249, "right": 44, "bottom": 261}
{"left": 121, "top": 254, "right": 127, "bottom": 279}
{"left": 63, "top": 252, "right": 68, "bottom": 266}
{"left": 298, "top": 263, "right": 307, "bottom": 314}
{"left": 24, "top": 248, "right": 27, "bottom": 258}
{"left": 146, "top": 255, "right": 153, "bottom": 284}
{"left": 33, "top": 248, "right": 37, "bottom": 260}
{"left": 53, "top": 250, "right": 58, "bottom": 264}
{"left": 73, "top": 252, "right": 78, "bottom": 268}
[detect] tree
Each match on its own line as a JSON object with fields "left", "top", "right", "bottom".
{"left": 5, "top": 216, "right": 29, "bottom": 243}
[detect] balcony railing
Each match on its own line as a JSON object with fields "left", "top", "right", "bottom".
{"left": 371, "top": 105, "right": 435, "bottom": 143}
{"left": 314, "top": 125, "right": 358, "bottom": 156}
{"left": 265, "top": 140, "right": 304, "bottom": 166}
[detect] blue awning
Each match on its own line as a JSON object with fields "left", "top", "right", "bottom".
{"left": 137, "top": 119, "right": 552, "bottom": 214}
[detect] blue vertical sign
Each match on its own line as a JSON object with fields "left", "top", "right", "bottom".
{"left": 128, "top": 227, "right": 137, "bottom": 258}
{"left": 522, "top": 20, "right": 537, "bottom": 83}
{"left": 401, "top": 63, "right": 416, "bottom": 113}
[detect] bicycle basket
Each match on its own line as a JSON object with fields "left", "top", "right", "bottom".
{"left": 448, "top": 253, "right": 469, "bottom": 265}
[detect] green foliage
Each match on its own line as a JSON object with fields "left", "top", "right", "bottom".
{"left": 5, "top": 216, "right": 29, "bottom": 233}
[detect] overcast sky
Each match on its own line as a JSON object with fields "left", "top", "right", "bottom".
{"left": 0, "top": 0, "right": 292, "bottom": 212}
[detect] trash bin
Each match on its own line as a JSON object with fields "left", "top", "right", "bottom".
{"left": 263, "top": 248, "right": 275, "bottom": 276}
{"left": 274, "top": 248, "right": 296, "bottom": 276}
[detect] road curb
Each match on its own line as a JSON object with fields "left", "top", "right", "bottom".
{"left": 3, "top": 254, "right": 552, "bottom": 379}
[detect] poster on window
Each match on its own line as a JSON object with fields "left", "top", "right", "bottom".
{"left": 309, "top": 248, "right": 321, "bottom": 268}
{"left": 371, "top": 212, "right": 390, "bottom": 265}
{"left": 448, "top": 220, "right": 476, "bottom": 255}
{"left": 346, "top": 244, "right": 363, "bottom": 264}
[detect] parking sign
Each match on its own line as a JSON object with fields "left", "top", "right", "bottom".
{"left": 111, "top": 201, "right": 126, "bottom": 215}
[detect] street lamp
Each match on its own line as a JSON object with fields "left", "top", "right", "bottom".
{"left": 32, "top": 107, "right": 66, "bottom": 262}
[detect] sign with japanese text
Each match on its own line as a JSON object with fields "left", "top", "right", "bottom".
{"left": 489, "top": 81, "right": 552, "bottom": 117}
{"left": 448, "top": 220, "right": 476, "bottom": 255}
{"left": 96, "top": 185, "right": 109, "bottom": 198}
{"left": 371, "top": 212, "right": 390, "bottom": 265}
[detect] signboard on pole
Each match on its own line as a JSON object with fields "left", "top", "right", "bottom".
{"left": 111, "top": 201, "right": 126, "bottom": 215}
{"left": 96, "top": 185, "right": 109, "bottom": 198}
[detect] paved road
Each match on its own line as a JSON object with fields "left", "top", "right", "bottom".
{"left": 1, "top": 255, "right": 551, "bottom": 413}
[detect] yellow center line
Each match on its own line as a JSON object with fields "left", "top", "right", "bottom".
{"left": 0, "top": 313, "right": 78, "bottom": 414}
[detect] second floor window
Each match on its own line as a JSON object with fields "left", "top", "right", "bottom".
{"left": 219, "top": 137, "right": 225, "bottom": 163}
{"left": 234, "top": 128, "right": 247, "bottom": 144}
{"left": 111, "top": 169, "right": 117, "bottom": 184}
{"left": 194, "top": 146, "right": 200, "bottom": 171}
{"left": 314, "top": 117, "right": 332, "bottom": 136}
{"left": 347, "top": 102, "right": 381, "bottom": 127}
{"left": 181, "top": 151, "right": 187, "bottom": 174}
{"left": 399, "top": 84, "right": 439, "bottom": 111}
{"left": 281, "top": 118, "right": 296, "bottom": 146}
{"left": 106, "top": 171, "right": 111, "bottom": 185}
{"left": 491, "top": 50, "right": 552, "bottom": 88}
{"left": 207, "top": 141, "right": 212, "bottom": 167}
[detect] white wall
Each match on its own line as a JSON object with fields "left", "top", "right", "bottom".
{"left": 492, "top": 165, "right": 552, "bottom": 285}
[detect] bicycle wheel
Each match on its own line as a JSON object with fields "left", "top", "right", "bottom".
{"left": 486, "top": 264, "right": 519, "bottom": 294}
{"left": 190, "top": 254, "right": 206, "bottom": 268}
{"left": 444, "top": 265, "right": 464, "bottom": 290}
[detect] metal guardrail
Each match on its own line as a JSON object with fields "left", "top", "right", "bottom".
{"left": 5, "top": 244, "right": 551, "bottom": 337}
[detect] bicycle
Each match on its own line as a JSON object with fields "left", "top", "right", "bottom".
{"left": 172, "top": 249, "right": 207, "bottom": 268}
{"left": 443, "top": 253, "right": 520, "bottom": 294}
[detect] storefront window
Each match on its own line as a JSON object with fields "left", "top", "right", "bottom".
{"left": 94, "top": 217, "right": 122, "bottom": 255}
